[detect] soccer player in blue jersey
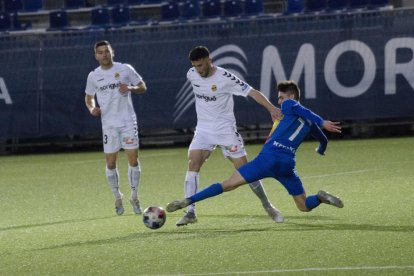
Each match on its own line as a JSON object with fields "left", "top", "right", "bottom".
{"left": 166, "top": 80, "right": 344, "bottom": 217}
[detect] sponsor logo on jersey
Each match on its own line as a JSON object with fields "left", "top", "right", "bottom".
{"left": 99, "top": 82, "right": 120, "bottom": 91}
{"left": 195, "top": 93, "right": 217, "bottom": 102}
{"left": 211, "top": 85, "right": 217, "bottom": 92}
{"left": 174, "top": 44, "right": 248, "bottom": 123}
{"left": 114, "top": 73, "right": 120, "bottom": 79}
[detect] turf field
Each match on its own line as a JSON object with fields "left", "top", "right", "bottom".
{"left": 1, "top": 137, "right": 413, "bottom": 275}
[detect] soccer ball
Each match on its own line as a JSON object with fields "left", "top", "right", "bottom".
{"left": 142, "top": 206, "right": 166, "bottom": 230}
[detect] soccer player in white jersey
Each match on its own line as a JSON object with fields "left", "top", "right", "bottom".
{"left": 175, "top": 45, "right": 284, "bottom": 226}
{"left": 85, "top": 40, "right": 147, "bottom": 216}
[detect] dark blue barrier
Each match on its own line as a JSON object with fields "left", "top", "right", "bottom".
{"left": 0, "top": 9, "right": 414, "bottom": 139}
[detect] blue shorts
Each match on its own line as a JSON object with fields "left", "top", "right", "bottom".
{"left": 238, "top": 152, "right": 304, "bottom": 196}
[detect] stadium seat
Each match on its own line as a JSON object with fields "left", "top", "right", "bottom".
{"left": 182, "top": 0, "right": 201, "bottom": 19}
{"left": 286, "top": 0, "right": 304, "bottom": 14}
{"left": 48, "top": 10, "right": 70, "bottom": 30}
{"left": 89, "top": 7, "right": 111, "bottom": 28}
{"left": 327, "top": 0, "right": 347, "bottom": 11}
{"left": 202, "top": 0, "right": 221, "bottom": 18}
{"left": 10, "top": 12, "right": 31, "bottom": 30}
{"left": 306, "top": 0, "right": 326, "bottom": 12}
{"left": 349, "top": 0, "right": 369, "bottom": 9}
{"left": 65, "top": 0, "right": 86, "bottom": 9}
{"left": 111, "top": 5, "right": 130, "bottom": 26}
{"left": 244, "top": 0, "right": 264, "bottom": 16}
{"left": 224, "top": 0, "right": 243, "bottom": 17}
{"left": 4, "top": 0, "right": 23, "bottom": 12}
{"left": 107, "top": 0, "right": 125, "bottom": 6}
{"left": 161, "top": 1, "right": 180, "bottom": 21}
{"left": 0, "top": 12, "right": 12, "bottom": 31}
{"left": 22, "top": 0, "right": 43, "bottom": 12}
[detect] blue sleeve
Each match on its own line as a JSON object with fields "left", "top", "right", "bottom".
{"left": 310, "top": 123, "right": 328, "bottom": 155}
{"left": 282, "top": 99, "right": 324, "bottom": 127}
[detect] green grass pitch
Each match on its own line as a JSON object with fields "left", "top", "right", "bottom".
{"left": 1, "top": 137, "right": 413, "bottom": 275}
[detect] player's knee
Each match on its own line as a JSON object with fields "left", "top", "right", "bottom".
{"left": 106, "top": 163, "right": 116, "bottom": 170}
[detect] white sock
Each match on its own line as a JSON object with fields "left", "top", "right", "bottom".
{"left": 185, "top": 171, "right": 199, "bottom": 213}
{"left": 105, "top": 167, "right": 122, "bottom": 199}
{"left": 248, "top": 180, "right": 271, "bottom": 208}
{"left": 128, "top": 164, "right": 141, "bottom": 200}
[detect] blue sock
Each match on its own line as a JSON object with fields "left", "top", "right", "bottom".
{"left": 188, "top": 183, "right": 223, "bottom": 204}
{"left": 305, "top": 194, "right": 320, "bottom": 210}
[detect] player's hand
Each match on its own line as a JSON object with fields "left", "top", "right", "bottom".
{"left": 322, "top": 121, "right": 341, "bottom": 133}
{"left": 270, "top": 106, "right": 282, "bottom": 122}
{"left": 90, "top": 107, "right": 101, "bottom": 117}
{"left": 119, "top": 83, "right": 130, "bottom": 94}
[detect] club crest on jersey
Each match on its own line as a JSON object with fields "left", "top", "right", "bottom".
{"left": 114, "top": 73, "right": 120, "bottom": 79}
{"left": 211, "top": 85, "right": 217, "bottom": 92}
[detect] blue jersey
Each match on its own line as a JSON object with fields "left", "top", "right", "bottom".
{"left": 262, "top": 99, "right": 326, "bottom": 156}
{"left": 238, "top": 99, "right": 328, "bottom": 195}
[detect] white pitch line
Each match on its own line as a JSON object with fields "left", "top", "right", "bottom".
{"left": 154, "top": 265, "right": 414, "bottom": 276}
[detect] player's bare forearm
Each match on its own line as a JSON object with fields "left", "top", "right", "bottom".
{"left": 85, "top": 95, "right": 101, "bottom": 117}
{"left": 119, "top": 81, "right": 147, "bottom": 94}
{"left": 248, "top": 89, "right": 282, "bottom": 121}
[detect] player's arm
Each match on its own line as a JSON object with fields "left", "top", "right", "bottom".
{"left": 310, "top": 123, "right": 328, "bottom": 155}
{"left": 248, "top": 89, "right": 282, "bottom": 121}
{"left": 119, "top": 80, "right": 147, "bottom": 94}
{"left": 85, "top": 94, "right": 101, "bottom": 117}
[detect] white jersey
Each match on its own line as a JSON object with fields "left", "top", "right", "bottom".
{"left": 85, "top": 62, "right": 142, "bottom": 129}
{"left": 187, "top": 66, "right": 252, "bottom": 134}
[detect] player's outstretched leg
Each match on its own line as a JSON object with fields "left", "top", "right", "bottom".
{"left": 317, "top": 190, "right": 344, "bottom": 208}
{"left": 166, "top": 199, "right": 192, "bottom": 213}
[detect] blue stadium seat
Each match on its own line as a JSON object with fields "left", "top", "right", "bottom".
{"left": 107, "top": 0, "right": 125, "bottom": 6}
{"left": 48, "top": 10, "right": 70, "bottom": 30}
{"left": 286, "top": 0, "right": 304, "bottom": 14}
{"left": 0, "top": 12, "right": 12, "bottom": 31}
{"left": 161, "top": 1, "right": 180, "bottom": 21}
{"left": 89, "top": 7, "right": 111, "bottom": 28}
{"left": 4, "top": 0, "right": 23, "bottom": 12}
{"left": 327, "top": 0, "right": 347, "bottom": 11}
{"left": 224, "top": 0, "right": 243, "bottom": 17}
{"left": 182, "top": 0, "right": 201, "bottom": 20}
{"left": 349, "top": 0, "right": 369, "bottom": 9}
{"left": 65, "top": 0, "right": 85, "bottom": 9}
{"left": 22, "top": 0, "right": 43, "bottom": 12}
{"left": 202, "top": 0, "right": 221, "bottom": 18}
{"left": 244, "top": 0, "right": 264, "bottom": 15}
{"left": 112, "top": 5, "right": 130, "bottom": 26}
{"left": 306, "top": 0, "right": 326, "bottom": 12}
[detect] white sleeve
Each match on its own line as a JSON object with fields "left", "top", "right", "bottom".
{"left": 225, "top": 72, "right": 252, "bottom": 97}
{"left": 85, "top": 72, "right": 96, "bottom": 96}
{"left": 125, "top": 64, "right": 142, "bottom": 85}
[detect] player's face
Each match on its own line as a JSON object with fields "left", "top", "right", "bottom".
{"left": 95, "top": 45, "right": 114, "bottom": 68}
{"left": 191, "top": 57, "right": 213, "bottom": 78}
{"left": 277, "top": 91, "right": 294, "bottom": 105}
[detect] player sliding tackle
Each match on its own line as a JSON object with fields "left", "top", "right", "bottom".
{"left": 167, "top": 80, "right": 344, "bottom": 217}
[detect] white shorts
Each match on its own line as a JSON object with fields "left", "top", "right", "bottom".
{"left": 102, "top": 124, "right": 139, "bottom": 154}
{"left": 189, "top": 129, "right": 247, "bottom": 159}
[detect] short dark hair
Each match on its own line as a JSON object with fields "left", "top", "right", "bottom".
{"left": 94, "top": 40, "right": 111, "bottom": 51}
{"left": 277, "top": 80, "right": 300, "bottom": 101}
{"left": 189, "top": 46, "right": 210, "bottom": 61}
